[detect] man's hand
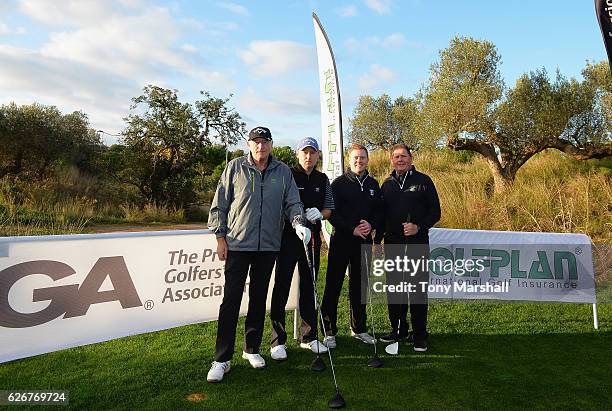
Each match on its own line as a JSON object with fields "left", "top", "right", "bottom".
{"left": 403, "top": 222, "right": 419, "bottom": 236}
{"left": 352, "top": 225, "right": 366, "bottom": 239}
{"left": 216, "top": 237, "right": 228, "bottom": 261}
{"left": 358, "top": 219, "right": 372, "bottom": 236}
{"left": 305, "top": 207, "right": 323, "bottom": 224}
{"left": 295, "top": 224, "right": 312, "bottom": 245}
{"left": 353, "top": 220, "right": 371, "bottom": 239}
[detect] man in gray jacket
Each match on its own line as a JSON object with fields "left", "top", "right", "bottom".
{"left": 207, "top": 126, "right": 310, "bottom": 383}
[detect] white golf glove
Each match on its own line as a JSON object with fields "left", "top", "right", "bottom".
{"left": 305, "top": 207, "right": 323, "bottom": 223}
{"left": 295, "top": 224, "right": 311, "bottom": 245}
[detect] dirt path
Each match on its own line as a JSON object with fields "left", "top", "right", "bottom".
{"left": 86, "top": 223, "right": 207, "bottom": 233}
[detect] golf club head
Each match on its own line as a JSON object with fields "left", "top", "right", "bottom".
{"left": 367, "top": 353, "right": 383, "bottom": 368}
{"left": 311, "top": 355, "right": 326, "bottom": 372}
{"left": 385, "top": 342, "right": 399, "bottom": 355}
{"left": 328, "top": 391, "right": 346, "bottom": 409}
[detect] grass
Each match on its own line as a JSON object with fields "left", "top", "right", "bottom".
{"left": 0, "top": 168, "right": 191, "bottom": 236}
{"left": 0, "top": 184, "right": 186, "bottom": 236}
{"left": 1, "top": 257, "right": 610, "bottom": 410}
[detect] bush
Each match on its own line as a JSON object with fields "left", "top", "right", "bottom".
{"left": 185, "top": 205, "right": 209, "bottom": 222}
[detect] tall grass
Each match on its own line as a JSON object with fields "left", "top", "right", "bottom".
{"left": 0, "top": 167, "right": 186, "bottom": 236}
{"left": 119, "top": 203, "right": 185, "bottom": 224}
{"left": 1, "top": 150, "right": 609, "bottom": 239}
{"left": 367, "top": 148, "right": 611, "bottom": 242}
{"left": 0, "top": 188, "right": 87, "bottom": 236}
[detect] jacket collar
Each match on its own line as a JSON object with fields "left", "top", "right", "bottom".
{"left": 293, "top": 163, "right": 315, "bottom": 176}
{"left": 345, "top": 169, "right": 369, "bottom": 183}
{"left": 390, "top": 166, "right": 416, "bottom": 182}
{"left": 245, "top": 153, "right": 279, "bottom": 170}
{"left": 390, "top": 166, "right": 416, "bottom": 189}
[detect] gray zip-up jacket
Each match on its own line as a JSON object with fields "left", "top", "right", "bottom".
{"left": 208, "top": 153, "right": 304, "bottom": 251}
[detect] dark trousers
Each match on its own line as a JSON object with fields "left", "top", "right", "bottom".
{"left": 320, "top": 235, "right": 369, "bottom": 336}
{"left": 385, "top": 242, "right": 429, "bottom": 339}
{"left": 270, "top": 230, "right": 321, "bottom": 346}
{"left": 214, "top": 250, "right": 277, "bottom": 362}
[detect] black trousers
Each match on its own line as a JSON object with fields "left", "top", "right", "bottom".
{"left": 384, "top": 242, "right": 429, "bottom": 339}
{"left": 270, "top": 230, "right": 321, "bottom": 346}
{"left": 320, "top": 235, "right": 369, "bottom": 336}
{"left": 214, "top": 250, "right": 277, "bottom": 362}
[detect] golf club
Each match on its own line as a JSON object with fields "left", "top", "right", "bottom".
{"left": 385, "top": 319, "right": 401, "bottom": 355}
{"left": 383, "top": 212, "right": 413, "bottom": 357}
{"left": 306, "top": 233, "right": 326, "bottom": 373}
{"left": 303, "top": 234, "right": 346, "bottom": 409}
{"left": 385, "top": 341, "right": 399, "bottom": 355}
{"left": 363, "top": 243, "right": 383, "bottom": 368}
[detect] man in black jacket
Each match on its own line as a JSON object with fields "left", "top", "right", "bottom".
{"left": 375, "top": 143, "right": 441, "bottom": 352}
{"left": 321, "top": 143, "right": 383, "bottom": 348}
{"left": 269, "top": 137, "right": 334, "bottom": 361}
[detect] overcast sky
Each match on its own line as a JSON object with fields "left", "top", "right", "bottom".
{"left": 0, "top": 0, "right": 607, "bottom": 148}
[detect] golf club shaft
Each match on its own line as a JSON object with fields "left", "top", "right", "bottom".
{"left": 363, "top": 242, "right": 378, "bottom": 356}
{"left": 309, "top": 236, "right": 321, "bottom": 358}
{"left": 303, "top": 235, "right": 341, "bottom": 392}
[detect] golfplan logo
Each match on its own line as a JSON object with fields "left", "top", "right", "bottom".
{"left": 364, "top": 244, "right": 586, "bottom": 303}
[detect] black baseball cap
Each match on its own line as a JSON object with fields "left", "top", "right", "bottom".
{"left": 248, "top": 126, "right": 272, "bottom": 141}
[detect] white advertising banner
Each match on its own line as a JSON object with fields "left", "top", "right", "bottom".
{"left": 0, "top": 228, "right": 597, "bottom": 363}
{"left": 0, "top": 230, "right": 298, "bottom": 364}
{"left": 426, "top": 228, "right": 596, "bottom": 303}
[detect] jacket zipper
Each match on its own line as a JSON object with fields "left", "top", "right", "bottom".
{"left": 279, "top": 176, "right": 285, "bottom": 229}
{"left": 258, "top": 169, "right": 263, "bottom": 251}
{"left": 356, "top": 174, "right": 368, "bottom": 191}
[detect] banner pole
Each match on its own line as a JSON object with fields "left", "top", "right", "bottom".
{"left": 294, "top": 308, "right": 299, "bottom": 339}
{"left": 592, "top": 303, "right": 599, "bottom": 330}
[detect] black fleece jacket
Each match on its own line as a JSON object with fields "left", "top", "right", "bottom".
{"left": 328, "top": 170, "right": 383, "bottom": 242}
{"left": 375, "top": 166, "right": 441, "bottom": 244}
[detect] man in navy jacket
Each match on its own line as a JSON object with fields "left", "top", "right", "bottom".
{"left": 374, "top": 143, "right": 441, "bottom": 352}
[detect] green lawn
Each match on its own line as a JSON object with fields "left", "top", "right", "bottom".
{"left": 1, "top": 258, "right": 611, "bottom": 410}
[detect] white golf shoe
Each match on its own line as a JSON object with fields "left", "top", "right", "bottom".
{"left": 242, "top": 352, "right": 266, "bottom": 369}
{"left": 351, "top": 331, "right": 377, "bottom": 345}
{"left": 323, "top": 335, "right": 336, "bottom": 349}
{"left": 300, "top": 340, "right": 329, "bottom": 354}
{"left": 207, "top": 361, "right": 231, "bottom": 383}
{"left": 270, "top": 345, "right": 288, "bottom": 361}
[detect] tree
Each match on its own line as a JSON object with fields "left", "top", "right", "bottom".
{"left": 193, "top": 144, "right": 227, "bottom": 192}
{"left": 119, "top": 85, "right": 248, "bottom": 206}
{"left": 121, "top": 86, "right": 201, "bottom": 206}
{"left": 0, "top": 103, "right": 103, "bottom": 179}
{"left": 195, "top": 91, "right": 247, "bottom": 163}
{"left": 272, "top": 146, "right": 298, "bottom": 167}
{"left": 422, "top": 36, "right": 612, "bottom": 191}
{"left": 348, "top": 94, "right": 421, "bottom": 150}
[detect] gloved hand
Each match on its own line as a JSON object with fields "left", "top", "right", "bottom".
{"left": 295, "top": 224, "right": 311, "bottom": 245}
{"left": 305, "top": 207, "right": 323, "bottom": 223}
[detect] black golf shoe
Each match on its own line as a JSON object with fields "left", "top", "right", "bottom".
{"left": 413, "top": 337, "right": 428, "bottom": 352}
{"left": 379, "top": 330, "right": 410, "bottom": 343}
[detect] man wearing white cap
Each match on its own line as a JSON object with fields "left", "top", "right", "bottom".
{"left": 269, "top": 137, "right": 334, "bottom": 360}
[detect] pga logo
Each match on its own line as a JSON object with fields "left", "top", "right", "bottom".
{"left": 0, "top": 257, "right": 142, "bottom": 329}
